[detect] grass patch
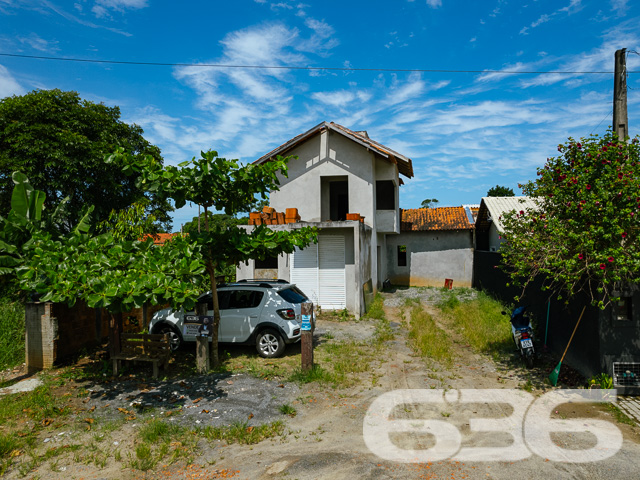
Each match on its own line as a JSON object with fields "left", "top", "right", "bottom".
{"left": 364, "top": 293, "right": 394, "bottom": 343}
{"left": 279, "top": 404, "right": 297, "bottom": 417}
{"left": 408, "top": 304, "right": 453, "bottom": 366}
{"left": 0, "top": 381, "right": 70, "bottom": 427}
{"left": 200, "top": 420, "right": 284, "bottom": 445}
{"left": 289, "top": 365, "right": 334, "bottom": 384}
{"left": 438, "top": 290, "right": 512, "bottom": 357}
{"left": 0, "top": 300, "right": 25, "bottom": 370}
{"left": 604, "top": 403, "right": 638, "bottom": 426}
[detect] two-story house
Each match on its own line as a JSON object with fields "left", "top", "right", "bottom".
{"left": 236, "top": 121, "right": 414, "bottom": 316}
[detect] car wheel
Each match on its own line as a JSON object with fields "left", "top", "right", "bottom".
{"left": 157, "top": 324, "right": 182, "bottom": 351}
{"left": 256, "top": 329, "right": 285, "bottom": 358}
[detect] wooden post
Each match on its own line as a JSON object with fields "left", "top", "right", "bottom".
{"left": 195, "top": 302, "right": 209, "bottom": 373}
{"left": 301, "top": 302, "right": 314, "bottom": 371}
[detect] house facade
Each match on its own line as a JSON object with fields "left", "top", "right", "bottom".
{"left": 236, "top": 121, "right": 413, "bottom": 316}
{"left": 386, "top": 207, "right": 475, "bottom": 288}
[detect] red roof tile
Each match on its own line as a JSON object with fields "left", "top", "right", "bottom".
{"left": 401, "top": 207, "right": 474, "bottom": 232}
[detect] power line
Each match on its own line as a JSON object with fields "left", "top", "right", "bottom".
{"left": 0, "top": 52, "right": 634, "bottom": 75}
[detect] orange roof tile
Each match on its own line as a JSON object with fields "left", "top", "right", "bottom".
{"left": 141, "top": 233, "right": 185, "bottom": 245}
{"left": 401, "top": 207, "right": 474, "bottom": 232}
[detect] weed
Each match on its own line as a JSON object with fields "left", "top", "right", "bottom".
{"left": 201, "top": 420, "right": 285, "bottom": 445}
{"left": 589, "top": 373, "right": 614, "bottom": 390}
{"left": 438, "top": 291, "right": 512, "bottom": 357}
{"left": 289, "top": 365, "right": 334, "bottom": 384}
{"left": 138, "top": 419, "right": 185, "bottom": 444}
{"left": 604, "top": 403, "right": 637, "bottom": 426}
{"left": 0, "top": 300, "right": 25, "bottom": 369}
{"left": 279, "top": 404, "right": 297, "bottom": 417}
{"left": 408, "top": 305, "right": 453, "bottom": 366}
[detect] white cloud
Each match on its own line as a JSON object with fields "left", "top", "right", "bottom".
{"left": 520, "top": 0, "right": 584, "bottom": 35}
{"left": 611, "top": 0, "right": 628, "bottom": 16}
{"left": 311, "top": 90, "right": 356, "bottom": 107}
{"left": 426, "top": 0, "right": 442, "bottom": 8}
{"left": 17, "top": 33, "right": 59, "bottom": 53}
{"left": 0, "top": 64, "right": 26, "bottom": 98}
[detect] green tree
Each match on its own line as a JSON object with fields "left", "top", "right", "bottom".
{"left": 18, "top": 230, "right": 205, "bottom": 356}
{"left": 97, "top": 201, "right": 157, "bottom": 241}
{"left": 108, "top": 149, "right": 317, "bottom": 366}
{"left": 486, "top": 185, "right": 515, "bottom": 197}
{"left": 421, "top": 198, "right": 439, "bottom": 208}
{"left": 182, "top": 212, "right": 248, "bottom": 236}
{"left": 0, "top": 89, "right": 172, "bottom": 233}
{"left": 500, "top": 131, "right": 640, "bottom": 308}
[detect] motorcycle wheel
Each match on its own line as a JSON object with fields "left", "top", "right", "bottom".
{"left": 523, "top": 347, "right": 535, "bottom": 369}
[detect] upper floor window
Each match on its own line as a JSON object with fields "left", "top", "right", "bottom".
{"left": 376, "top": 180, "right": 395, "bottom": 210}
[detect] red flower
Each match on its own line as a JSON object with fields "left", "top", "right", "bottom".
{"left": 586, "top": 184, "right": 591, "bottom": 190}
{"left": 519, "top": 210, "right": 524, "bottom": 215}
{"left": 600, "top": 264, "right": 606, "bottom": 270}
{"left": 622, "top": 232, "right": 628, "bottom": 238}
{"left": 578, "top": 254, "right": 584, "bottom": 260}
{"left": 608, "top": 257, "right": 614, "bottom": 263}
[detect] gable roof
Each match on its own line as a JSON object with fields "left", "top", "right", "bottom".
{"left": 400, "top": 207, "right": 474, "bottom": 232}
{"left": 253, "top": 121, "right": 414, "bottom": 178}
{"left": 476, "top": 196, "right": 540, "bottom": 233}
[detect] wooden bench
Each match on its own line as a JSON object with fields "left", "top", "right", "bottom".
{"left": 112, "top": 333, "right": 172, "bottom": 379}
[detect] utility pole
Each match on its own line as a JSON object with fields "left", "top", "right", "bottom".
{"left": 613, "top": 48, "right": 628, "bottom": 141}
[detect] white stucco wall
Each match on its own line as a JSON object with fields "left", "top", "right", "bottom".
{"left": 386, "top": 230, "right": 474, "bottom": 287}
{"left": 268, "top": 129, "right": 400, "bottom": 232}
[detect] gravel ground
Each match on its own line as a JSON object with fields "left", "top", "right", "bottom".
{"left": 64, "top": 371, "right": 301, "bottom": 428}
{"left": 381, "top": 286, "right": 477, "bottom": 308}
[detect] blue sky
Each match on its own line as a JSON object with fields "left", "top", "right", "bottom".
{"left": 1, "top": 0, "right": 639, "bottom": 230}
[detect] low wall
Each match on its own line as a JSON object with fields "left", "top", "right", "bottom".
{"left": 25, "top": 301, "right": 165, "bottom": 372}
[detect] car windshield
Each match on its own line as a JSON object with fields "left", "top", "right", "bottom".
{"left": 277, "top": 286, "right": 308, "bottom": 304}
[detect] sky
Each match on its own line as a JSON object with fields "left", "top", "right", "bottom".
{"left": 1, "top": 0, "right": 639, "bottom": 231}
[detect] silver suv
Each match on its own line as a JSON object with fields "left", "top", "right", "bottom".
{"left": 149, "top": 280, "right": 310, "bottom": 358}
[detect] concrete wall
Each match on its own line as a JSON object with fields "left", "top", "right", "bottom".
{"left": 236, "top": 222, "right": 371, "bottom": 317}
{"left": 386, "top": 230, "right": 474, "bottom": 287}
{"left": 269, "top": 129, "right": 400, "bottom": 233}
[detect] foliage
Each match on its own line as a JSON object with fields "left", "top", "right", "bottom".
{"left": 0, "top": 89, "right": 173, "bottom": 233}
{"left": 182, "top": 212, "right": 247, "bottom": 236}
{"left": 17, "top": 231, "right": 205, "bottom": 313}
{"left": 421, "top": 198, "right": 439, "bottom": 208}
{"left": 501, "top": 131, "right": 640, "bottom": 308}
{"left": 487, "top": 185, "right": 515, "bottom": 197}
{"left": 589, "top": 373, "right": 614, "bottom": 390}
{"left": 0, "top": 172, "right": 92, "bottom": 277}
{"left": 97, "top": 201, "right": 158, "bottom": 241}
{"left": 107, "top": 149, "right": 317, "bottom": 365}
{"left": 0, "top": 300, "right": 25, "bottom": 369}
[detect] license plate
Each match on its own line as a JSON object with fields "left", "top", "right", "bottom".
{"left": 521, "top": 339, "right": 533, "bottom": 348}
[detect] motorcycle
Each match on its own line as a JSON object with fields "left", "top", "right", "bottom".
{"left": 506, "top": 306, "right": 535, "bottom": 368}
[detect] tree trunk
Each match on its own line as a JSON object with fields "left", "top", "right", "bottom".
{"left": 108, "top": 312, "right": 123, "bottom": 359}
{"left": 203, "top": 205, "right": 222, "bottom": 368}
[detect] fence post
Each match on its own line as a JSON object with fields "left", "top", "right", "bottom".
{"left": 301, "top": 302, "right": 314, "bottom": 371}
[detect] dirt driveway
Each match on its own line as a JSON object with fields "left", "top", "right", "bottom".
{"left": 5, "top": 289, "right": 640, "bottom": 479}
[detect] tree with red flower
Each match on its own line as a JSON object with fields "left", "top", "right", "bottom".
{"left": 501, "top": 130, "right": 640, "bottom": 308}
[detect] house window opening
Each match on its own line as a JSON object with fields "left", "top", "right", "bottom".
{"left": 376, "top": 180, "right": 395, "bottom": 210}
{"left": 255, "top": 255, "right": 278, "bottom": 269}
{"left": 329, "top": 180, "right": 349, "bottom": 221}
{"left": 397, "top": 245, "right": 407, "bottom": 267}
{"left": 615, "top": 297, "right": 633, "bottom": 321}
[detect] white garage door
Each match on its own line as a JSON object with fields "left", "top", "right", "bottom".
{"left": 291, "top": 235, "right": 346, "bottom": 310}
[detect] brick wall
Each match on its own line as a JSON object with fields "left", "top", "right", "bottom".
{"left": 25, "top": 301, "right": 167, "bottom": 372}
